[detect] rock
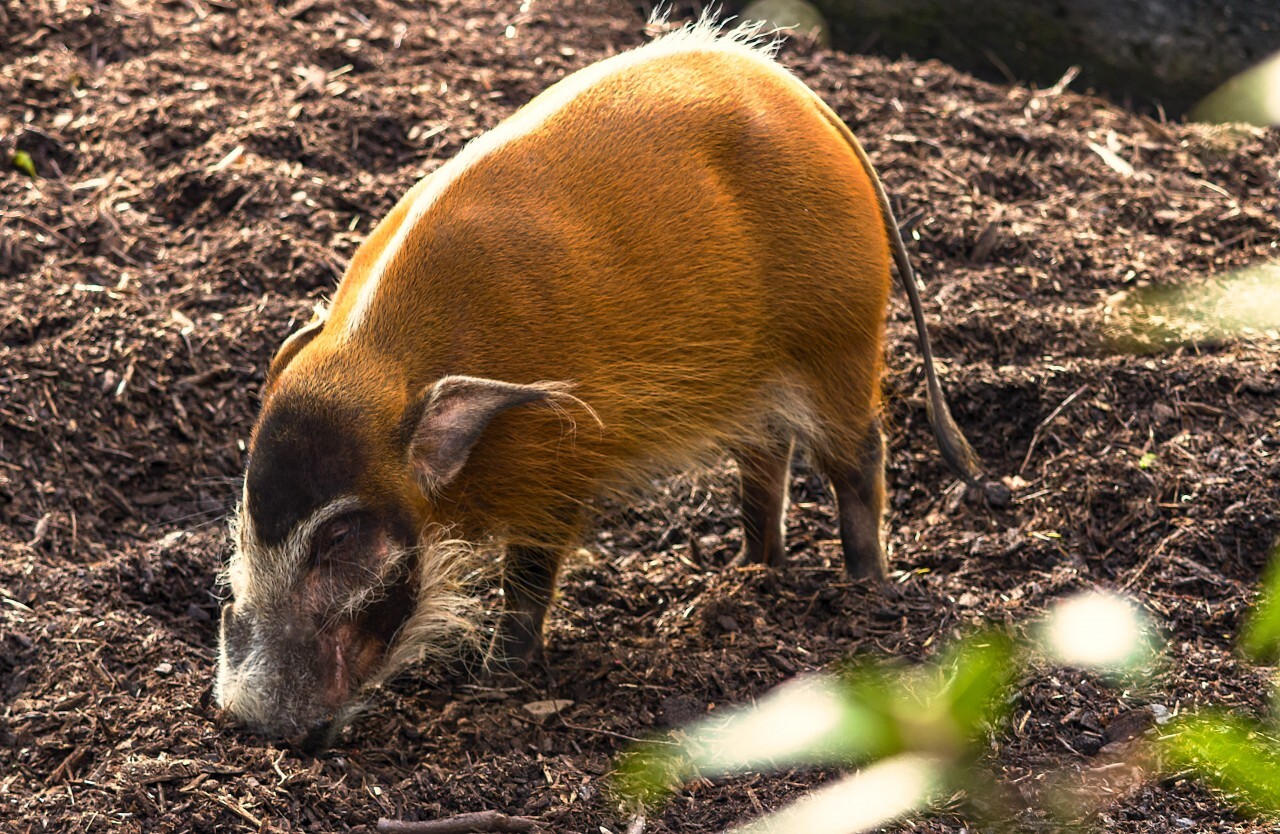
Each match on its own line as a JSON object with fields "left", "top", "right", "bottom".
{"left": 522, "top": 699, "right": 574, "bottom": 722}
{"left": 1104, "top": 706, "right": 1154, "bottom": 744}
{"left": 716, "top": 615, "right": 741, "bottom": 633}
{"left": 740, "top": 0, "right": 1280, "bottom": 115}
{"left": 1074, "top": 732, "right": 1104, "bottom": 756}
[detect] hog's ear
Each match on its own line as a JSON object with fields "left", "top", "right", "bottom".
{"left": 265, "top": 315, "right": 325, "bottom": 388}
{"left": 407, "top": 375, "right": 572, "bottom": 493}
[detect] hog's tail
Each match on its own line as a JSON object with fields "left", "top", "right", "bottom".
{"left": 814, "top": 96, "right": 1008, "bottom": 505}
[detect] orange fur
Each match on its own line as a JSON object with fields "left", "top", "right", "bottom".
{"left": 270, "top": 39, "right": 891, "bottom": 547}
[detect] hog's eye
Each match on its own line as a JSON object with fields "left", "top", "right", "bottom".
{"left": 314, "top": 515, "right": 360, "bottom": 558}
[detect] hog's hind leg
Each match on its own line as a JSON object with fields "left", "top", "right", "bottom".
{"left": 820, "top": 418, "right": 887, "bottom": 582}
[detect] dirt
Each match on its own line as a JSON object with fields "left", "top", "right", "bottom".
{"left": 2, "top": 0, "right": 1279, "bottom": 832}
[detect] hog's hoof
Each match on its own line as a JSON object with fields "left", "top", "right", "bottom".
{"left": 299, "top": 719, "right": 341, "bottom": 756}
{"left": 483, "top": 615, "right": 545, "bottom": 678}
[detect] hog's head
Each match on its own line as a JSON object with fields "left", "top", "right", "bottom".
{"left": 215, "top": 326, "right": 572, "bottom": 747}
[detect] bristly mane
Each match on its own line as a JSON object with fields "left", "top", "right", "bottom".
{"left": 646, "top": 7, "right": 784, "bottom": 61}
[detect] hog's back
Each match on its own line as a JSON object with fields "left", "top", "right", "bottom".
{"left": 322, "top": 43, "right": 892, "bottom": 537}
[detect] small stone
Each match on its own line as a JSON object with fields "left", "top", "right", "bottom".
{"left": 716, "top": 615, "right": 740, "bottom": 633}
{"left": 658, "top": 694, "right": 703, "bottom": 728}
{"left": 1150, "top": 703, "right": 1172, "bottom": 725}
{"left": 154, "top": 662, "right": 174, "bottom": 676}
{"left": 1074, "top": 732, "right": 1103, "bottom": 756}
{"left": 1104, "top": 706, "right": 1155, "bottom": 743}
{"left": 1078, "top": 710, "right": 1104, "bottom": 733}
{"left": 522, "top": 699, "right": 574, "bottom": 722}
{"left": 696, "top": 534, "right": 722, "bottom": 553}
{"left": 982, "top": 481, "right": 1013, "bottom": 507}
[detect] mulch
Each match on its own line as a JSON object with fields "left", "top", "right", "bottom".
{"left": 2, "top": 0, "right": 1278, "bottom": 831}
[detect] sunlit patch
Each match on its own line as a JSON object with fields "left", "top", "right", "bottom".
{"left": 1103, "top": 260, "right": 1280, "bottom": 353}
{"left": 1040, "top": 591, "right": 1151, "bottom": 671}
{"left": 730, "top": 754, "right": 943, "bottom": 834}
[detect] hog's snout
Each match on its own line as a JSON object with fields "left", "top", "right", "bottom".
{"left": 215, "top": 602, "right": 359, "bottom": 742}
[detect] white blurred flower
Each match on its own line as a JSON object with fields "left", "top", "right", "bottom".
{"left": 731, "top": 754, "right": 943, "bottom": 834}
{"left": 692, "top": 675, "right": 849, "bottom": 773}
{"left": 1040, "top": 591, "right": 1151, "bottom": 671}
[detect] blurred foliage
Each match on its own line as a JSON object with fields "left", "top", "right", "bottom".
{"left": 1242, "top": 550, "right": 1280, "bottom": 665}
{"left": 614, "top": 596, "right": 1165, "bottom": 832}
{"left": 730, "top": 754, "right": 946, "bottom": 834}
{"left": 1036, "top": 591, "right": 1155, "bottom": 676}
{"left": 612, "top": 559, "right": 1280, "bottom": 831}
{"left": 1157, "top": 548, "right": 1280, "bottom": 817}
{"left": 1192, "top": 49, "right": 1280, "bottom": 126}
{"left": 1103, "top": 260, "right": 1280, "bottom": 354}
{"left": 1163, "top": 713, "right": 1280, "bottom": 814}
{"left": 616, "top": 630, "right": 1016, "bottom": 810}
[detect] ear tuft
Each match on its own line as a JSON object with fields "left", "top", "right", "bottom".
{"left": 408, "top": 375, "right": 575, "bottom": 493}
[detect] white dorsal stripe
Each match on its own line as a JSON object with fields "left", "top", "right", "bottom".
{"left": 341, "top": 18, "right": 781, "bottom": 338}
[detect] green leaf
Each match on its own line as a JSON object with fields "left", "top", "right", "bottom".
{"left": 1137, "top": 452, "right": 1157, "bottom": 469}
{"left": 615, "top": 672, "right": 900, "bottom": 804}
{"left": 615, "top": 741, "right": 692, "bottom": 806}
{"left": 936, "top": 631, "right": 1018, "bottom": 739}
{"left": 1241, "top": 548, "right": 1280, "bottom": 663}
{"left": 11, "top": 150, "right": 36, "bottom": 178}
{"left": 1163, "top": 712, "right": 1280, "bottom": 813}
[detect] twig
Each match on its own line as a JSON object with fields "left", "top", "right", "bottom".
{"left": 557, "top": 721, "right": 676, "bottom": 745}
{"left": 0, "top": 211, "right": 77, "bottom": 249}
{"left": 47, "top": 745, "right": 88, "bottom": 785}
{"left": 1043, "top": 65, "right": 1081, "bottom": 97}
{"left": 377, "top": 811, "right": 543, "bottom": 833}
{"left": 1121, "top": 527, "right": 1187, "bottom": 591}
{"left": 211, "top": 794, "right": 263, "bottom": 828}
{"left": 1018, "top": 385, "right": 1089, "bottom": 475}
